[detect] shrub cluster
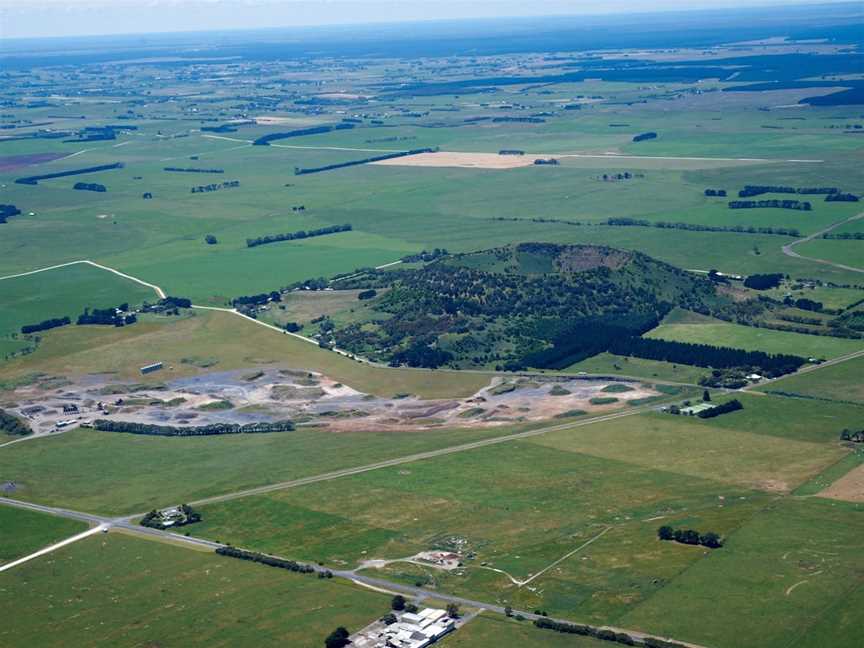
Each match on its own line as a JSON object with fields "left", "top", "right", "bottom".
{"left": 658, "top": 525, "right": 723, "bottom": 548}
{"left": 696, "top": 398, "right": 743, "bottom": 419}
{"left": 704, "top": 188, "right": 727, "bottom": 196}
{"left": 73, "top": 182, "right": 106, "bottom": 192}
{"left": 0, "top": 203, "right": 22, "bottom": 223}
{"left": 632, "top": 131, "right": 658, "bottom": 142}
{"left": 743, "top": 273, "right": 784, "bottom": 290}
{"left": 0, "top": 408, "right": 32, "bottom": 436}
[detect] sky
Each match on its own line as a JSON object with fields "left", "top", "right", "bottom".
{"left": 0, "top": 0, "right": 856, "bottom": 39}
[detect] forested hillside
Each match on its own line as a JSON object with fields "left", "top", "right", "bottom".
{"left": 333, "top": 243, "right": 732, "bottom": 369}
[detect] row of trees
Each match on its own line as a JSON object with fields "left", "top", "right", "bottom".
{"left": 825, "top": 193, "right": 859, "bottom": 202}
{"left": 607, "top": 217, "right": 801, "bottom": 237}
{"left": 252, "top": 123, "right": 354, "bottom": 146}
{"left": 21, "top": 316, "right": 70, "bottom": 335}
{"left": 607, "top": 337, "right": 806, "bottom": 376}
{"left": 93, "top": 419, "right": 295, "bottom": 436}
{"left": 232, "top": 291, "right": 281, "bottom": 308}
{"left": 246, "top": 224, "right": 352, "bottom": 248}
{"left": 823, "top": 232, "right": 864, "bottom": 240}
{"left": 729, "top": 200, "right": 812, "bottom": 210}
{"left": 163, "top": 167, "right": 224, "bottom": 173}
{"left": 294, "top": 148, "right": 434, "bottom": 175}
{"left": 216, "top": 546, "right": 316, "bottom": 574}
{"left": 15, "top": 162, "right": 124, "bottom": 185}
{"left": 534, "top": 617, "right": 685, "bottom": 647}
{"left": 696, "top": 399, "right": 743, "bottom": 419}
{"left": 658, "top": 525, "right": 723, "bottom": 548}
{"left": 738, "top": 185, "right": 839, "bottom": 197}
{"left": 190, "top": 180, "right": 239, "bottom": 194}
{"left": 0, "top": 408, "right": 32, "bottom": 436}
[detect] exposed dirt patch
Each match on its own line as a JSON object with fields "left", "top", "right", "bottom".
{"left": 372, "top": 151, "right": 537, "bottom": 169}
{"left": 4, "top": 369, "right": 657, "bottom": 435}
{"left": 555, "top": 245, "right": 632, "bottom": 272}
{"left": 817, "top": 462, "right": 864, "bottom": 502}
{"left": 0, "top": 153, "right": 66, "bottom": 172}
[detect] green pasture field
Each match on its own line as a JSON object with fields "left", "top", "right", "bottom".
{"left": 0, "top": 263, "right": 156, "bottom": 337}
{"left": 189, "top": 439, "right": 774, "bottom": 622}
{"left": 0, "top": 420, "right": 533, "bottom": 515}
{"left": 794, "top": 238, "right": 864, "bottom": 270}
{"left": 0, "top": 506, "right": 86, "bottom": 566}
{"left": 442, "top": 615, "right": 607, "bottom": 647}
{"left": 564, "top": 353, "right": 706, "bottom": 384}
{"left": 760, "top": 284, "right": 864, "bottom": 311}
{"left": 0, "top": 533, "right": 389, "bottom": 648}
{"left": 758, "top": 355, "right": 864, "bottom": 404}
{"left": 526, "top": 398, "right": 846, "bottom": 492}
{"left": 645, "top": 318, "right": 863, "bottom": 359}
{"left": 2, "top": 97, "right": 863, "bottom": 305}
{"left": 0, "top": 309, "right": 490, "bottom": 398}
{"left": 620, "top": 497, "right": 864, "bottom": 648}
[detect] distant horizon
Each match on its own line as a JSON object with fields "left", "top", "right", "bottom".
{"left": 0, "top": 0, "right": 860, "bottom": 40}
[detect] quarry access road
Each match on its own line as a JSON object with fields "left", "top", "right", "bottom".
{"left": 781, "top": 210, "right": 864, "bottom": 274}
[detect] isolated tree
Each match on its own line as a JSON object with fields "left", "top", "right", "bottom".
{"left": 324, "top": 627, "right": 350, "bottom": 648}
{"left": 204, "top": 234, "right": 218, "bottom": 245}
{"left": 381, "top": 613, "right": 397, "bottom": 625}
{"left": 391, "top": 595, "right": 406, "bottom": 611}
{"left": 446, "top": 603, "right": 460, "bottom": 619}
{"left": 504, "top": 606, "right": 513, "bottom": 617}
{"left": 702, "top": 390, "right": 711, "bottom": 402}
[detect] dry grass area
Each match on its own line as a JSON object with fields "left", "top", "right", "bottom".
{"left": 818, "top": 462, "right": 864, "bottom": 502}
{"left": 373, "top": 151, "right": 538, "bottom": 169}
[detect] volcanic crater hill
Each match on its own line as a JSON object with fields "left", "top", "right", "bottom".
{"left": 333, "top": 243, "right": 730, "bottom": 369}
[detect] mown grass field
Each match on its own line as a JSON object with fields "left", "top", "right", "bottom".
{"left": 188, "top": 434, "right": 779, "bottom": 622}
{"left": 441, "top": 614, "right": 608, "bottom": 647}
{"left": 0, "top": 533, "right": 390, "bottom": 648}
{"left": 620, "top": 497, "right": 864, "bottom": 648}
{"left": 758, "top": 354, "right": 864, "bottom": 403}
{"left": 564, "top": 352, "right": 707, "bottom": 384}
{"left": 645, "top": 318, "right": 863, "bottom": 359}
{"left": 0, "top": 506, "right": 86, "bottom": 566}
{"left": 0, "top": 422, "right": 534, "bottom": 515}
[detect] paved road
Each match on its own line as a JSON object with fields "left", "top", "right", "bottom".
{"left": 781, "top": 211, "right": 864, "bottom": 274}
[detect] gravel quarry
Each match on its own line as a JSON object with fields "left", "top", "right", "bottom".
{"left": 2, "top": 369, "right": 660, "bottom": 436}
